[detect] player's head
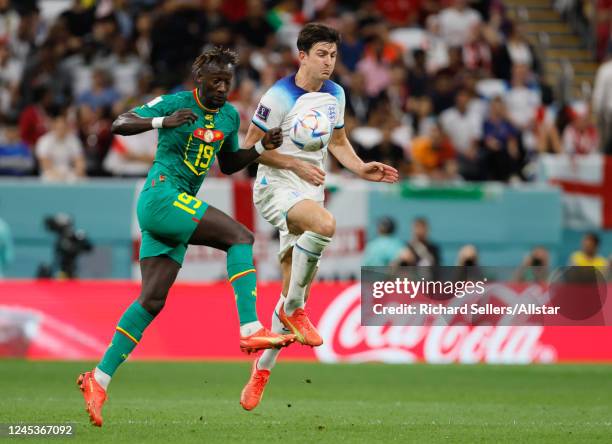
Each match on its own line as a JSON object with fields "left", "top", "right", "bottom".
{"left": 412, "top": 217, "right": 429, "bottom": 241}
{"left": 582, "top": 232, "right": 600, "bottom": 256}
{"left": 192, "top": 46, "right": 238, "bottom": 109}
{"left": 296, "top": 23, "right": 341, "bottom": 82}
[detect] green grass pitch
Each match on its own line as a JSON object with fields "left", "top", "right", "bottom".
{"left": 1, "top": 361, "right": 611, "bottom": 443}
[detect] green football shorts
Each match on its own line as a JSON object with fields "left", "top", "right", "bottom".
{"left": 137, "top": 177, "right": 209, "bottom": 265}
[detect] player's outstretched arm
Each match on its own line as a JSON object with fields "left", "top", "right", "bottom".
{"left": 217, "top": 127, "right": 283, "bottom": 175}
{"left": 328, "top": 128, "right": 399, "bottom": 183}
{"left": 111, "top": 109, "right": 198, "bottom": 136}
{"left": 244, "top": 123, "right": 326, "bottom": 186}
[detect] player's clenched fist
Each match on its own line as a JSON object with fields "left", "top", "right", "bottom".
{"left": 162, "top": 109, "right": 198, "bottom": 128}
{"left": 261, "top": 127, "right": 283, "bottom": 150}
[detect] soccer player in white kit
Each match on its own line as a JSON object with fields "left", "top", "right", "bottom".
{"left": 240, "top": 23, "right": 399, "bottom": 410}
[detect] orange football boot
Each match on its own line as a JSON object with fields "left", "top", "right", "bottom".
{"left": 278, "top": 305, "right": 323, "bottom": 346}
{"left": 240, "top": 359, "right": 270, "bottom": 411}
{"left": 239, "top": 327, "right": 295, "bottom": 354}
{"left": 77, "top": 371, "right": 107, "bottom": 427}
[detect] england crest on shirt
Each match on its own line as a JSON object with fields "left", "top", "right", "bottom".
{"left": 327, "top": 105, "right": 337, "bottom": 125}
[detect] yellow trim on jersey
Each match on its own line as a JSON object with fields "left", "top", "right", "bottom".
{"left": 229, "top": 268, "right": 256, "bottom": 283}
{"left": 116, "top": 326, "right": 139, "bottom": 344}
{"left": 193, "top": 88, "right": 219, "bottom": 113}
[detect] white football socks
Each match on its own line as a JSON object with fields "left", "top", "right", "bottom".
{"left": 94, "top": 367, "right": 111, "bottom": 391}
{"left": 257, "top": 294, "right": 289, "bottom": 371}
{"left": 240, "top": 320, "right": 263, "bottom": 337}
{"left": 284, "top": 231, "right": 331, "bottom": 315}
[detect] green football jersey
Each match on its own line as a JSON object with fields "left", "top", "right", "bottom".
{"left": 133, "top": 89, "right": 240, "bottom": 195}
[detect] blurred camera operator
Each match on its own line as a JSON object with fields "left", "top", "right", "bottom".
{"left": 513, "top": 246, "right": 550, "bottom": 283}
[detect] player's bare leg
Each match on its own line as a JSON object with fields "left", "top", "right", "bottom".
{"left": 277, "top": 199, "right": 333, "bottom": 345}
{"left": 189, "top": 204, "right": 294, "bottom": 352}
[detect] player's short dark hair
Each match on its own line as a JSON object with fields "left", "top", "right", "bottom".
{"left": 192, "top": 46, "right": 239, "bottom": 78}
{"left": 297, "top": 23, "right": 340, "bottom": 53}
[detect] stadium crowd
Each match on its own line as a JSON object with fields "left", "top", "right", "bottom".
{"left": 363, "top": 215, "right": 611, "bottom": 272}
{"left": 0, "top": 0, "right": 603, "bottom": 183}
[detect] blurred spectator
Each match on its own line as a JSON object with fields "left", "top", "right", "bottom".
{"left": 103, "top": 131, "right": 156, "bottom": 177}
{"left": 401, "top": 217, "right": 441, "bottom": 266}
{"left": 101, "top": 36, "right": 147, "bottom": 98}
{"left": 0, "top": 0, "right": 19, "bottom": 42}
{"left": 77, "top": 68, "right": 120, "bottom": 111}
{"left": 232, "top": 78, "right": 258, "bottom": 141}
{"left": 134, "top": 10, "right": 153, "bottom": 63}
{"left": 346, "top": 72, "right": 376, "bottom": 124}
{"left": 561, "top": 103, "right": 599, "bottom": 155}
{"left": 9, "top": 7, "right": 39, "bottom": 68}
{"left": 482, "top": 96, "right": 522, "bottom": 181}
{"left": 438, "top": 0, "right": 482, "bottom": 46}
{"left": 514, "top": 246, "right": 551, "bottom": 282}
{"left": 0, "top": 210, "right": 13, "bottom": 278}
{"left": 0, "top": 123, "right": 34, "bottom": 175}
{"left": 19, "top": 41, "right": 72, "bottom": 107}
{"left": 91, "top": 14, "right": 120, "bottom": 57}
{"left": 76, "top": 104, "right": 112, "bottom": 176}
{"left": 337, "top": 14, "right": 364, "bottom": 74}
{"left": 535, "top": 104, "right": 563, "bottom": 154}
{"left": 97, "top": 0, "right": 133, "bottom": 39}
{"left": 387, "top": 65, "right": 409, "bottom": 114}
{"left": 406, "top": 95, "right": 436, "bottom": 137}
{"left": 0, "top": 42, "right": 19, "bottom": 122}
{"left": 492, "top": 21, "right": 540, "bottom": 82}
{"left": 592, "top": 50, "right": 612, "bottom": 153}
{"left": 462, "top": 24, "right": 491, "bottom": 77}
{"left": 456, "top": 243, "right": 479, "bottom": 266}
{"left": 35, "top": 108, "right": 86, "bottom": 182}
{"left": 61, "top": 37, "right": 103, "bottom": 99}
{"left": 407, "top": 49, "right": 431, "bottom": 97}
{"left": 150, "top": 1, "right": 208, "bottom": 87}
{"left": 58, "top": 0, "right": 96, "bottom": 39}
{"left": 410, "top": 122, "right": 457, "bottom": 180}
{"left": 568, "top": 232, "right": 608, "bottom": 269}
{"left": 233, "top": 0, "right": 275, "bottom": 48}
{"left": 18, "top": 85, "right": 53, "bottom": 149}
{"left": 595, "top": 0, "right": 612, "bottom": 61}
{"left": 361, "top": 126, "right": 410, "bottom": 174}
{"left": 503, "top": 63, "right": 541, "bottom": 151}
{"left": 362, "top": 216, "right": 405, "bottom": 266}
{"left": 430, "top": 70, "right": 456, "bottom": 115}
{"left": 424, "top": 15, "right": 450, "bottom": 74}
{"left": 357, "top": 35, "right": 392, "bottom": 98}
{"left": 446, "top": 46, "right": 470, "bottom": 80}
{"left": 439, "top": 88, "right": 483, "bottom": 180}
{"left": 375, "top": 0, "right": 420, "bottom": 26}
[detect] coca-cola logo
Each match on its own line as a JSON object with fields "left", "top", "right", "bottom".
{"left": 315, "top": 284, "right": 557, "bottom": 364}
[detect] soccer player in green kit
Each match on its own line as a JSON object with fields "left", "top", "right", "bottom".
{"left": 77, "top": 47, "right": 295, "bottom": 427}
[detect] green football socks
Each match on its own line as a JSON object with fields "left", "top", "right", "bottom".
{"left": 227, "top": 243, "right": 259, "bottom": 326}
{"left": 97, "top": 301, "right": 154, "bottom": 377}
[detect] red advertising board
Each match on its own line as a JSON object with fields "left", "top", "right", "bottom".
{"left": 0, "top": 281, "right": 611, "bottom": 363}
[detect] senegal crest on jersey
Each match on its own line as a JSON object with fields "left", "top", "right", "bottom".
{"left": 193, "top": 128, "right": 224, "bottom": 143}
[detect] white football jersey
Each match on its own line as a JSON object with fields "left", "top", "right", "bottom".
{"left": 251, "top": 74, "right": 345, "bottom": 195}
